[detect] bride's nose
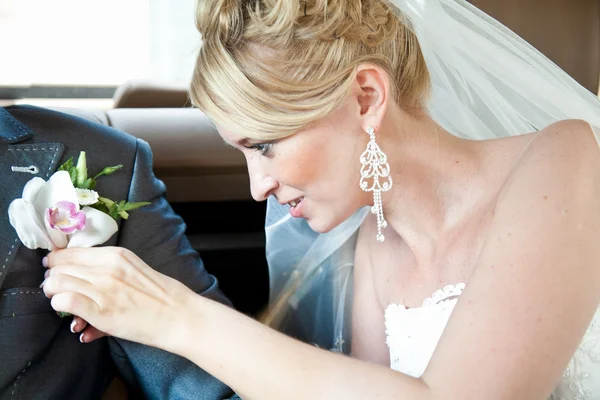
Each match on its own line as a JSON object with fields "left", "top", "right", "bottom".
{"left": 248, "top": 165, "right": 278, "bottom": 202}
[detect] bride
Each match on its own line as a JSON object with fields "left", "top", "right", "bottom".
{"left": 41, "top": 0, "right": 600, "bottom": 398}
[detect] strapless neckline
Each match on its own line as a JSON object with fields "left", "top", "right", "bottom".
{"left": 386, "top": 282, "right": 466, "bottom": 311}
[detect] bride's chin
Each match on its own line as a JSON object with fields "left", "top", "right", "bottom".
{"left": 307, "top": 206, "right": 365, "bottom": 233}
{"left": 306, "top": 215, "right": 344, "bottom": 234}
{"left": 306, "top": 218, "right": 333, "bottom": 234}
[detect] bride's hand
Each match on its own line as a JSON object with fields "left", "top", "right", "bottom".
{"left": 41, "top": 247, "right": 194, "bottom": 350}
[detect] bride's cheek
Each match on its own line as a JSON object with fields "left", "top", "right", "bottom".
{"left": 278, "top": 147, "right": 326, "bottom": 191}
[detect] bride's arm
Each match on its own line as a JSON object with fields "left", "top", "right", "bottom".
{"left": 178, "top": 293, "right": 428, "bottom": 399}
{"left": 43, "top": 120, "right": 600, "bottom": 400}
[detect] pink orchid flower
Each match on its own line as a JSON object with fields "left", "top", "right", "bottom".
{"left": 46, "top": 201, "right": 87, "bottom": 234}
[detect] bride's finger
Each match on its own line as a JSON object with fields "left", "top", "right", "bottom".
{"left": 45, "top": 263, "right": 104, "bottom": 284}
{"left": 80, "top": 325, "right": 108, "bottom": 343}
{"left": 50, "top": 292, "right": 101, "bottom": 323}
{"left": 46, "top": 248, "right": 159, "bottom": 290}
{"left": 46, "top": 247, "right": 144, "bottom": 271}
{"left": 42, "top": 274, "right": 102, "bottom": 306}
{"left": 70, "top": 316, "right": 87, "bottom": 333}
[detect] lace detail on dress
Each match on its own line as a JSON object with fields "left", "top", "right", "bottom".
{"left": 422, "top": 283, "right": 466, "bottom": 307}
{"left": 550, "top": 309, "right": 600, "bottom": 400}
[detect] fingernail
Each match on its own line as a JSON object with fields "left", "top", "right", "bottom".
{"left": 39, "top": 279, "right": 46, "bottom": 288}
{"left": 42, "top": 257, "right": 48, "bottom": 268}
{"left": 79, "top": 333, "right": 85, "bottom": 343}
{"left": 70, "top": 319, "right": 77, "bottom": 333}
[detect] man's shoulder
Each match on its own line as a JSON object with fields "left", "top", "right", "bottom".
{"left": 4, "top": 105, "right": 139, "bottom": 152}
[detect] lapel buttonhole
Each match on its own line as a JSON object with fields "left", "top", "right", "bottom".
{"left": 11, "top": 165, "right": 39, "bottom": 175}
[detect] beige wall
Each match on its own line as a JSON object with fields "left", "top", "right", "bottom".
{"left": 470, "top": 0, "right": 600, "bottom": 94}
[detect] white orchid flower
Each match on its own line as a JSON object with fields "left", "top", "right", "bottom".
{"left": 8, "top": 170, "right": 118, "bottom": 251}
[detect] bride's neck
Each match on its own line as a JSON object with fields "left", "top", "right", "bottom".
{"left": 377, "top": 112, "right": 491, "bottom": 265}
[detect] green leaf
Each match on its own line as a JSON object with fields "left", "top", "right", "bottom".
{"left": 97, "top": 197, "right": 120, "bottom": 220}
{"left": 93, "top": 165, "right": 123, "bottom": 180}
{"left": 58, "top": 158, "right": 74, "bottom": 172}
{"left": 76, "top": 151, "right": 88, "bottom": 186}
{"left": 107, "top": 205, "right": 118, "bottom": 216}
{"left": 98, "top": 197, "right": 115, "bottom": 207}
{"left": 94, "top": 197, "right": 150, "bottom": 221}
{"left": 69, "top": 168, "right": 78, "bottom": 186}
{"left": 79, "top": 178, "right": 96, "bottom": 190}
{"left": 116, "top": 201, "right": 152, "bottom": 212}
{"left": 57, "top": 312, "right": 72, "bottom": 318}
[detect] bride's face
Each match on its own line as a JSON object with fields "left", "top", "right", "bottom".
{"left": 217, "top": 101, "right": 370, "bottom": 233}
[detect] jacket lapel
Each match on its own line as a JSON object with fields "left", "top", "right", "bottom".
{"left": 0, "top": 108, "right": 64, "bottom": 289}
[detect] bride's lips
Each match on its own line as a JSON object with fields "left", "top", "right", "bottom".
{"left": 288, "top": 197, "right": 305, "bottom": 218}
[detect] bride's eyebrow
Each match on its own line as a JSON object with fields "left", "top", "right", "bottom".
{"left": 220, "top": 137, "right": 259, "bottom": 149}
{"left": 238, "top": 138, "right": 270, "bottom": 147}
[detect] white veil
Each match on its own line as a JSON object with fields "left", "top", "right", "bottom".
{"left": 265, "top": 0, "right": 600, "bottom": 353}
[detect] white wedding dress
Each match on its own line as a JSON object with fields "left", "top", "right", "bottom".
{"left": 385, "top": 283, "right": 600, "bottom": 399}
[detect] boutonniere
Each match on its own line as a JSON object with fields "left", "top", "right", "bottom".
{"left": 8, "top": 151, "right": 150, "bottom": 251}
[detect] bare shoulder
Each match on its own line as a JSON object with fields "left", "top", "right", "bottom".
{"left": 530, "top": 119, "right": 600, "bottom": 167}
{"left": 501, "top": 119, "right": 600, "bottom": 204}
{"left": 489, "top": 119, "right": 600, "bottom": 250}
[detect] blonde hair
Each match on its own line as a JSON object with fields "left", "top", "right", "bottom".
{"left": 191, "top": 0, "right": 430, "bottom": 141}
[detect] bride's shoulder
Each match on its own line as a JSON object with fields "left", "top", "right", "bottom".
{"left": 534, "top": 119, "right": 598, "bottom": 157}
{"left": 517, "top": 119, "right": 600, "bottom": 177}
{"left": 498, "top": 119, "right": 600, "bottom": 211}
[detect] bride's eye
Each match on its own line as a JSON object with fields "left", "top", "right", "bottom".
{"left": 245, "top": 143, "right": 273, "bottom": 156}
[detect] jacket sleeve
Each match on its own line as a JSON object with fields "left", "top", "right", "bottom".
{"left": 108, "top": 138, "right": 239, "bottom": 400}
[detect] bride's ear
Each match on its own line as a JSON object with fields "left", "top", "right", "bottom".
{"left": 354, "top": 64, "right": 390, "bottom": 132}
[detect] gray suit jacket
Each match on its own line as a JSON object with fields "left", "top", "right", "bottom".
{"left": 0, "top": 105, "right": 237, "bottom": 400}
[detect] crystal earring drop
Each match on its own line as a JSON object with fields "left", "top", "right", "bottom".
{"left": 359, "top": 127, "right": 392, "bottom": 242}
